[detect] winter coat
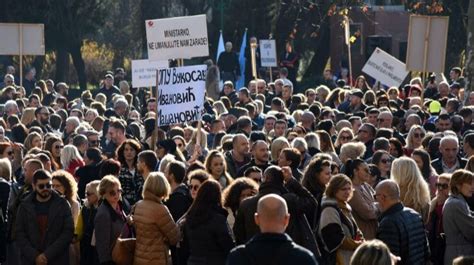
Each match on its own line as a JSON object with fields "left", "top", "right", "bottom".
{"left": 431, "top": 156, "right": 467, "bottom": 175}
{"left": 185, "top": 206, "right": 234, "bottom": 265}
{"left": 16, "top": 191, "right": 74, "bottom": 265}
{"left": 165, "top": 184, "right": 193, "bottom": 222}
{"left": 94, "top": 200, "right": 126, "bottom": 264}
{"left": 348, "top": 183, "right": 378, "bottom": 240}
{"left": 442, "top": 194, "right": 474, "bottom": 265}
{"left": 376, "top": 202, "right": 430, "bottom": 265}
{"left": 227, "top": 233, "right": 317, "bottom": 265}
{"left": 133, "top": 191, "right": 180, "bottom": 265}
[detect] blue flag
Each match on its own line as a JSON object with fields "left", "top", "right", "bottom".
{"left": 216, "top": 31, "right": 225, "bottom": 63}
{"left": 236, "top": 29, "right": 247, "bottom": 90}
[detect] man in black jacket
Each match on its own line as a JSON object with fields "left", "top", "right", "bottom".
{"left": 233, "top": 166, "right": 319, "bottom": 258}
{"left": 431, "top": 135, "right": 467, "bottom": 174}
{"left": 16, "top": 170, "right": 74, "bottom": 265}
{"left": 164, "top": 160, "right": 192, "bottom": 221}
{"left": 227, "top": 194, "right": 317, "bottom": 265}
{"left": 375, "top": 180, "right": 430, "bottom": 265}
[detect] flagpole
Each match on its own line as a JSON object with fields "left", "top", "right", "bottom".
{"left": 344, "top": 15, "right": 353, "bottom": 87}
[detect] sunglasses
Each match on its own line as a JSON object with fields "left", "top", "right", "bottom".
{"left": 54, "top": 145, "right": 64, "bottom": 149}
{"left": 37, "top": 183, "right": 52, "bottom": 190}
{"left": 381, "top": 159, "right": 391, "bottom": 164}
{"left": 414, "top": 133, "right": 425, "bottom": 139}
{"left": 108, "top": 189, "right": 123, "bottom": 196}
{"left": 189, "top": 184, "right": 200, "bottom": 191}
{"left": 436, "top": 183, "right": 449, "bottom": 190}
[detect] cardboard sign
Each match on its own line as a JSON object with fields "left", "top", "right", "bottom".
{"left": 145, "top": 14, "right": 209, "bottom": 61}
{"left": 131, "top": 59, "right": 168, "bottom": 88}
{"left": 0, "top": 23, "right": 45, "bottom": 55}
{"left": 406, "top": 15, "right": 449, "bottom": 73}
{"left": 362, "top": 47, "right": 409, "bottom": 88}
{"left": 259, "top": 39, "right": 277, "bottom": 67}
{"left": 156, "top": 65, "right": 207, "bottom": 126}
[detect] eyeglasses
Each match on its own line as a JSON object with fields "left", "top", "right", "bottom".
{"left": 54, "top": 145, "right": 64, "bottom": 149}
{"left": 37, "top": 183, "right": 52, "bottom": 190}
{"left": 414, "top": 133, "right": 425, "bottom": 139}
{"left": 189, "top": 184, "right": 200, "bottom": 191}
{"left": 436, "top": 183, "right": 449, "bottom": 190}
{"left": 381, "top": 159, "right": 391, "bottom": 164}
{"left": 108, "top": 189, "right": 123, "bottom": 196}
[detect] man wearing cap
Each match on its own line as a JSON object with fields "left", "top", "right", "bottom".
{"left": 338, "top": 89, "right": 366, "bottom": 114}
{"left": 96, "top": 73, "right": 120, "bottom": 105}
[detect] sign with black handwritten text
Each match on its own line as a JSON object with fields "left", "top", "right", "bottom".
{"left": 157, "top": 65, "right": 207, "bottom": 126}
{"left": 146, "top": 15, "right": 209, "bottom": 61}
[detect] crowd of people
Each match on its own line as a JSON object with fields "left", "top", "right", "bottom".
{"left": 0, "top": 61, "right": 473, "bottom": 265}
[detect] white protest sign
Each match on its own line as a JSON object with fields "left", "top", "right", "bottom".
{"left": 146, "top": 15, "right": 209, "bottom": 61}
{"left": 157, "top": 65, "right": 207, "bottom": 126}
{"left": 131, "top": 59, "right": 168, "bottom": 88}
{"left": 362, "top": 47, "right": 409, "bottom": 88}
{"left": 0, "top": 23, "right": 45, "bottom": 55}
{"left": 259, "top": 39, "right": 277, "bottom": 67}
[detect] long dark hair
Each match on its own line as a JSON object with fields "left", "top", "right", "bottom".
{"left": 186, "top": 179, "right": 223, "bottom": 228}
{"left": 412, "top": 149, "right": 431, "bottom": 182}
{"left": 116, "top": 139, "right": 141, "bottom": 169}
{"left": 302, "top": 158, "right": 331, "bottom": 194}
{"left": 344, "top": 158, "right": 366, "bottom": 179}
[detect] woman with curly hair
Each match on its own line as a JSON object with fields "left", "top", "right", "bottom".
{"left": 52, "top": 170, "right": 81, "bottom": 265}
{"left": 391, "top": 157, "right": 431, "bottom": 224}
{"left": 116, "top": 138, "right": 143, "bottom": 205}
{"left": 222, "top": 177, "right": 258, "bottom": 227}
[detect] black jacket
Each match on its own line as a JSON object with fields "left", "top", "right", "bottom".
{"left": 185, "top": 207, "right": 235, "bottom": 265}
{"left": 237, "top": 159, "right": 271, "bottom": 179}
{"left": 233, "top": 179, "right": 319, "bottom": 257}
{"left": 431, "top": 156, "right": 467, "bottom": 175}
{"left": 226, "top": 233, "right": 317, "bottom": 265}
{"left": 16, "top": 191, "right": 74, "bottom": 265}
{"left": 376, "top": 203, "right": 430, "bottom": 265}
{"left": 77, "top": 161, "right": 103, "bottom": 200}
{"left": 224, "top": 151, "right": 250, "bottom": 179}
{"left": 165, "top": 184, "right": 193, "bottom": 222}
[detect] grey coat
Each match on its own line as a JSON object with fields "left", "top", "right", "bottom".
{"left": 16, "top": 191, "right": 74, "bottom": 265}
{"left": 94, "top": 200, "right": 125, "bottom": 264}
{"left": 442, "top": 194, "right": 474, "bottom": 265}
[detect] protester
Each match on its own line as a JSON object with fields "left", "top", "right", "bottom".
{"left": 350, "top": 239, "right": 399, "bottom": 265}
{"left": 227, "top": 194, "right": 317, "bottom": 265}
{"left": 76, "top": 180, "right": 100, "bottom": 265}
{"left": 133, "top": 172, "right": 180, "bottom": 265}
{"left": 442, "top": 169, "right": 474, "bottom": 265}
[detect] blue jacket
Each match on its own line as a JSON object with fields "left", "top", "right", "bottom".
{"left": 376, "top": 202, "right": 430, "bottom": 265}
{"left": 226, "top": 233, "right": 317, "bottom": 265}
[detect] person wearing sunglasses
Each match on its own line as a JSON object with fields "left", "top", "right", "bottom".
{"left": 187, "top": 170, "right": 210, "bottom": 200}
{"left": 372, "top": 150, "right": 392, "bottom": 180}
{"left": 426, "top": 174, "right": 450, "bottom": 265}
{"left": 404, "top": 125, "right": 426, "bottom": 157}
{"left": 16, "top": 169, "right": 74, "bottom": 265}
{"left": 94, "top": 175, "right": 131, "bottom": 265}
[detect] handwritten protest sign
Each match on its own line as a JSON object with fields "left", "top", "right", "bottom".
{"left": 146, "top": 14, "right": 209, "bottom": 61}
{"left": 131, "top": 59, "right": 168, "bottom": 88}
{"left": 157, "top": 65, "right": 207, "bottom": 126}
{"left": 362, "top": 47, "right": 409, "bottom": 88}
{"left": 259, "top": 39, "right": 277, "bottom": 67}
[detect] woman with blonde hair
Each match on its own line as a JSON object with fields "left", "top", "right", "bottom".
{"left": 24, "top": 131, "right": 43, "bottom": 152}
{"left": 391, "top": 157, "right": 431, "bottom": 223}
{"left": 20, "top": 107, "right": 36, "bottom": 126}
{"left": 304, "top": 132, "right": 320, "bottom": 156}
{"left": 335, "top": 128, "right": 354, "bottom": 155}
{"left": 94, "top": 93, "right": 107, "bottom": 106}
{"left": 185, "top": 127, "right": 208, "bottom": 163}
{"left": 404, "top": 125, "right": 426, "bottom": 156}
{"left": 270, "top": 137, "right": 290, "bottom": 163}
{"left": 61, "top": 145, "right": 85, "bottom": 177}
{"left": 133, "top": 172, "right": 180, "bottom": 265}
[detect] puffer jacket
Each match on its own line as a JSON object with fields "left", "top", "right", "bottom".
{"left": 133, "top": 191, "right": 180, "bottom": 265}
